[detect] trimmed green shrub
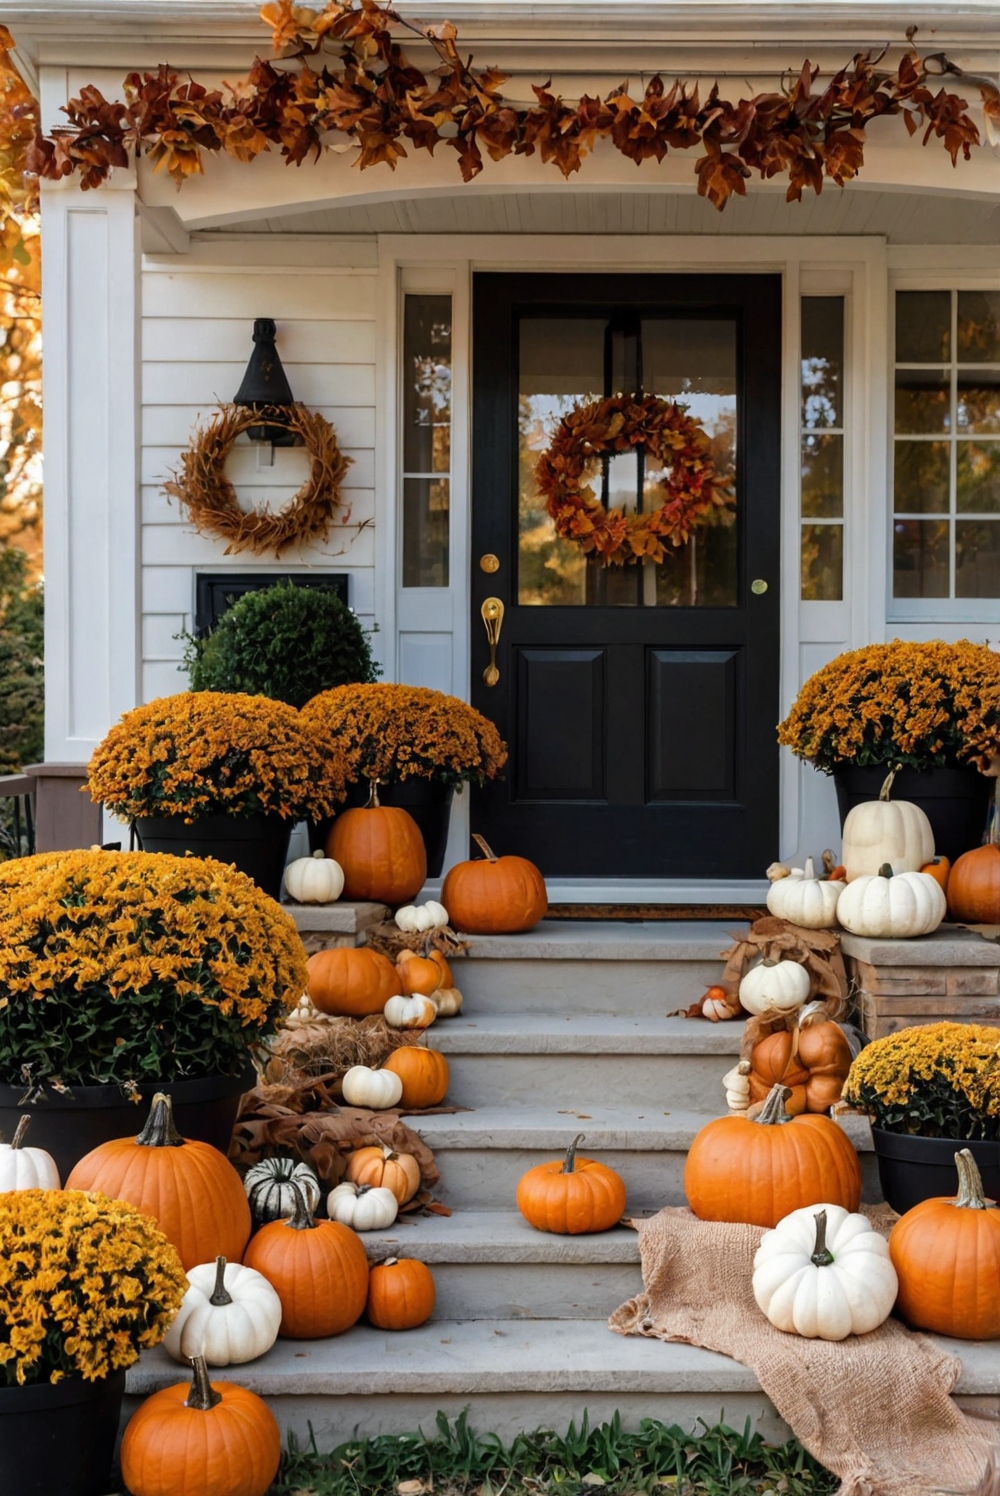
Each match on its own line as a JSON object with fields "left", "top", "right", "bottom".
{"left": 0, "top": 545, "right": 43, "bottom": 775}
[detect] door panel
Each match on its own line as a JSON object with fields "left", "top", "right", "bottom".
{"left": 647, "top": 648, "right": 737, "bottom": 801}
{"left": 515, "top": 648, "right": 606, "bottom": 800}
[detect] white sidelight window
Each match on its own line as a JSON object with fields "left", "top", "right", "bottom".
{"left": 401, "top": 294, "right": 453, "bottom": 588}
{"left": 800, "top": 296, "right": 846, "bottom": 601}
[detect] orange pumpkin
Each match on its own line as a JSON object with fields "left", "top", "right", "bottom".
{"left": 397, "top": 952, "right": 443, "bottom": 997}
{"left": 947, "top": 842, "right": 1000, "bottom": 924}
{"left": 890, "top": 1148, "right": 1000, "bottom": 1340}
{"left": 516, "top": 1133, "right": 626, "bottom": 1234}
{"left": 442, "top": 834, "right": 547, "bottom": 934}
{"left": 346, "top": 1143, "right": 421, "bottom": 1204}
{"left": 326, "top": 782, "right": 426, "bottom": 904}
{"left": 382, "top": 1045, "right": 450, "bottom": 1108}
{"left": 427, "top": 949, "right": 454, "bottom": 988}
{"left": 66, "top": 1093, "right": 250, "bottom": 1271}
{"left": 920, "top": 855, "right": 951, "bottom": 893}
{"left": 120, "top": 1355, "right": 280, "bottom": 1496}
{"left": 366, "top": 1256, "right": 436, "bottom": 1330}
{"left": 307, "top": 945, "right": 401, "bottom": 1017}
{"left": 243, "top": 1183, "right": 368, "bottom": 1338}
{"left": 684, "top": 1082, "right": 862, "bottom": 1229}
{"left": 747, "top": 1017, "right": 853, "bottom": 1115}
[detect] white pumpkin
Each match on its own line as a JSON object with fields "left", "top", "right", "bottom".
{"left": 283, "top": 992, "right": 326, "bottom": 1031}
{"left": 0, "top": 1115, "right": 60, "bottom": 1191}
{"left": 722, "top": 1060, "right": 751, "bottom": 1113}
{"left": 738, "top": 958, "right": 811, "bottom": 1017}
{"left": 327, "top": 1180, "right": 399, "bottom": 1231}
{"left": 244, "top": 1156, "right": 322, "bottom": 1225}
{"left": 841, "top": 768, "right": 934, "bottom": 881}
{"left": 836, "top": 863, "right": 945, "bottom": 939}
{"left": 394, "top": 901, "right": 450, "bottom": 933}
{"left": 766, "top": 857, "right": 845, "bottom": 929}
{"left": 163, "top": 1255, "right": 282, "bottom": 1366}
{"left": 283, "top": 849, "right": 345, "bottom": 904}
{"left": 752, "top": 1204, "right": 898, "bottom": 1340}
{"left": 430, "top": 986, "right": 463, "bottom": 1017}
{"left": 341, "top": 1064, "right": 404, "bottom": 1109}
{"left": 383, "top": 992, "right": 437, "bottom": 1030}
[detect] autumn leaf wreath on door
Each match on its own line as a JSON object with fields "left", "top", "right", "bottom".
{"left": 534, "top": 393, "right": 735, "bottom": 566}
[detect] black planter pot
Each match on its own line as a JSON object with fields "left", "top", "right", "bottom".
{"left": 833, "top": 764, "right": 992, "bottom": 865}
{"left": 134, "top": 811, "right": 293, "bottom": 900}
{"left": 0, "top": 1369, "right": 126, "bottom": 1496}
{"left": 310, "top": 780, "right": 455, "bottom": 878}
{"left": 872, "top": 1127, "right": 1000, "bottom": 1215}
{"left": 0, "top": 1068, "right": 254, "bottom": 1182}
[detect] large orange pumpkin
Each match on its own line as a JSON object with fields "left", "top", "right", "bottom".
{"left": 684, "top": 1083, "right": 862, "bottom": 1229}
{"left": 66, "top": 1093, "right": 250, "bottom": 1271}
{"left": 366, "top": 1256, "right": 436, "bottom": 1330}
{"left": 243, "top": 1183, "right": 369, "bottom": 1338}
{"left": 120, "top": 1355, "right": 280, "bottom": 1496}
{"left": 442, "top": 834, "right": 547, "bottom": 934}
{"left": 947, "top": 842, "right": 1000, "bottom": 924}
{"left": 326, "top": 782, "right": 426, "bottom": 904}
{"left": 382, "top": 1045, "right": 450, "bottom": 1108}
{"left": 307, "top": 945, "right": 401, "bottom": 1017}
{"left": 747, "top": 1018, "right": 853, "bottom": 1115}
{"left": 890, "top": 1148, "right": 1000, "bottom": 1339}
{"left": 516, "top": 1133, "right": 626, "bottom": 1234}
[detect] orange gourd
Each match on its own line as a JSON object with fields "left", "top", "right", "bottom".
{"left": 890, "top": 1148, "right": 1000, "bottom": 1339}
{"left": 397, "top": 953, "right": 443, "bottom": 997}
{"left": 948, "top": 843, "right": 1000, "bottom": 924}
{"left": 326, "top": 782, "right": 426, "bottom": 904}
{"left": 66, "top": 1092, "right": 250, "bottom": 1272}
{"left": 307, "top": 945, "right": 401, "bottom": 1017}
{"left": 442, "top": 834, "right": 547, "bottom": 934}
{"left": 120, "top": 1355, "right": 280, "bottom": 1496}
{"left": 346, "top": 1143, "right": 421, "bottom": 1204}
{"left": 366, "top": 1256, "right": 436, "bottom": 1329}
{"left": 427, "top": 950, "right": 454, "bottom": 988}
{"left": 684, "top": 1082, "right": 862, "bottom": 1229}
{"left": 243, "top": 1183, "right": 368, "bottom": 1338}
{"left": 748, "top": 1017, "right": 853, "bottom": 1115}
{"left": 920, "top": 855, "right": 951, "bottom": 893}
{"left": 382, "top": 1045, "right": 450, "bottom": 1108}
{"left": 516, "top": 1133, "right": 626, "bottom": 1235}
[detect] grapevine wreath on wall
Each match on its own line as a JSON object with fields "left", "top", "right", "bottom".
{"left": 163, "top": 402, "right": 353, "bottom": 556}
{"left": 534, "top": 393, "right": 733, "bottom": 566}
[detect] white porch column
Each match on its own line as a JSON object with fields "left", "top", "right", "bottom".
{"left": 41, "top": 174, "right": 140, "bottom": 761}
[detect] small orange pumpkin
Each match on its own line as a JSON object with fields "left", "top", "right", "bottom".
{"left": 920, "top": 855, "right": 951, "bottom": 893}
{"left": 366, "top": 1256, "right": 436, "bottom": 1330}
{"left": 382, "top": 1045, "right": 450, "bottom": 1108}
{"left": 346, "top": 1143, "right": 421, "bottom": 1204}
{"left": 442, "top": 834, "right": 547, "bottom": 934}
{"left": 516, "top": 1133, "right": 626, "bottom": 1234}
{"left": 326, "top": 781, "right": 426, "bottom": 904}
{"left": 120, "top": 1355, "right": 280, "bottom": 1496}
{"left": 397, "top": 952, "right": 444, "bottom": 997}
{"left": 948, "top": 842, "right": 1000, "bottom": 924}
{"left": 307, "top": 945, "right": 401, "bottom": 1017}
{"left": 243, "top": 1183, "right": 369, "bottom": 1338}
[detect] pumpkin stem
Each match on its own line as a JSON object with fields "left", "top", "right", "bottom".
{"left": 285, "top": 1179, "right": 318, "bottom": 1231}
{"left": 209, "top": 1256, "right": 233, "bottom": 1307}
{"left": 561, "top": 1133, "right": 587, "bottom": 1173}
{"left": 383, "top": 1257, "right": 399, "bottom": 1267}
{"left": 760, "top": 958, "right": 778, "bottom": 969}
{"left": 10, "top": 1115, "right": 30, "bottom": 1150}
{"left": 877, "top": 863, "right": 894, "bottom": 879}
{"left": 755, "top": 1085, "right": 794, "bottom": 1127}
{"left": 810, "top": 1209, "right": 835, "bottom": 1267}
{"left": 803, "top": 857, "right": 815, "bottom": 879}
{"left": 878, "top": 765, "right": 900, "bottom": 802}
{"left": 312, "top": 849, "right": 325, "bottom": 860}
{"left": 366, "top": 778, "right": 381, "bottom": 808}
{"left": 954, "top": 1148, "right": 992, "bottom": 1210}
{"left": 135, "top": 1092, "right": 184, "bottom": 1149}
{"left": 185, "top": 1355, "right": 223, "bottom": 1413}
{"left": 471, "top": 834, "right": 498, "bottom": 862}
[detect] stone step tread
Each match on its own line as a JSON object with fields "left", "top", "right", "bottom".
{"left": 454, "top": 921, "right": 741, "bottom": 962}
{"left": 360, "top": 1210, "right": 642, "bottom": 1264}
{"left": 129, "top": 1319, "right": 999, "bottom": 1398}
{"left": 404, "top": 1105, "right": 719, "bottom": 1150}
{"left": 428, "top": 1014, "right": 744, "bottom": 1055}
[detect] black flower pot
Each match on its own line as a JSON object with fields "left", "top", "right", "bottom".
{"left": 0, "top": 1369, "right": 126, "bottom": 1496}
{"left": 0, "top": 1068, "right": 254, "bottom": 1182}
{"left": 310, "top": 780, "right": 455, "bottom": 878}
{"left": 872, "top": 1127, "right": 1000, "bottom": 1215}
{"left": 833, "top": 764, "right": 992, "bottom": 865}
{"left": 133, "top": 811, "right": 293, "bottom": 900}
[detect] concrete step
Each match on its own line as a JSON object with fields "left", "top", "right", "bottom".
{"left": 427, "top": 1014, "right": 742, "bottom": 1109}
{"left": 359, "top": 1209, "right": 643, "bottom": 1321}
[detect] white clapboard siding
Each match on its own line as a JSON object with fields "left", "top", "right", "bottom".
{"left": 142, "top": 271, "right": 378, "bottom": 321}
{"left": 142, "top": 485, "right": 375, "bottom": 527}
{"left": 142, "top": 404, "right": 375, "bottom": 449}
{"left": 143, "top": 318, "right": 377, "bottom": 365}
{"left": 141, "top": 445, "right": 375, "bottom": 490}
{"left": 142, "top": 362, "right": 375, "bottom": 408}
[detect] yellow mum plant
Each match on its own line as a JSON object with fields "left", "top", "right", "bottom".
{"left": 87, "top": 690, "right": 347, "bottom": 822}
{"left": 302, "top": 684, "right": 508, "bottom": 788}
{"left": 843, "top": 1022, "right": 1000, "bottom": 1139}
{"left": 0, "top": 1189, "right": 186, "bottom": 1386}
{"left": 0, "top": 850, "right": 307, "bottom": 1089}
{"left": 778, "top": 640, "right": 1000, "bottom": 774}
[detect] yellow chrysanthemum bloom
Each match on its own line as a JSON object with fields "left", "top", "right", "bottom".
{"left": 843, "top": 1022, "right": 1000, "bottom": 1139}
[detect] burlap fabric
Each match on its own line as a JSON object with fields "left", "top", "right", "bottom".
{"left": 609, "top": 1207, "right": 999, "bottom": 1496}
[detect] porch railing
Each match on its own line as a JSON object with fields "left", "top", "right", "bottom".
{"left": 0, "top": 774, "right": 36, "bottom": 859}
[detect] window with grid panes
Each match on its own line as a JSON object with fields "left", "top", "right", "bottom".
{"left": 893, "top": 290, "right": 1000, "bottom": 600}
{"left": 800, "top": 296, "right": 845, "bottom": 600}
{"left": 402, "top": 294, "right": 452, "bottom": 587}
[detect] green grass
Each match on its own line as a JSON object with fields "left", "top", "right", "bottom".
{"left": 274, "top": 1412, "right": 836, "bottom": 1496}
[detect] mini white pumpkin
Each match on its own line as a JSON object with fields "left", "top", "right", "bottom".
{"left": 244, "top": 1156, "right": 322, "bottom": 1226}
{"left": 766, "top": 857, "right": 845, "bottom": 929}
{"left": 394, "top": 900, "right": 450, "bottom": 933}
{"left": 341, "top": 1064, "right": 404, "bottom": 1109}
{"left": 841, "top": 768, "right": 935, "bottom": 881}
{"left": 327, "top": 1180, "right": 399, "bottom": 1231}
{"left": 430, "top": 986, "right": 463, "bottom": 1017}
{"left": 752, "top": 1204, "right": 898, "bottom": 1340}
{"left": 383, "top": 992, "right": 438, "bottom": 1030}
{"left": 722, "top": 1060, "right": 751, "bottom": 1113}
{"left": 163, "top": 1255, "right": 282, "bottom": 1366}
{"left": 738, "top": 958, "right": 811, "bottom": 1017}
{"left": 836, "top": 863, "right": 945, "bottom": 939}
{"left": 0, "top": 1115, "right": 60, "bottom": 1191}
{"left": 284, "top": 849, "right": 345, "bottom": 904}
{"left": 283, "top": 992, "right": 326, "bottom": 1031}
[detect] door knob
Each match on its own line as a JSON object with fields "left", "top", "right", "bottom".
{"left": 480, "top": 597, "right": 504, "bottom": 687}
{"left": 479, "top": 553, "right": 500, "bottom": 574}
{"left": 751, "top": 579, "right": 768, "bottom": 595}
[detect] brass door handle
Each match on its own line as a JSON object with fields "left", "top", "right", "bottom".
{"left": 481, "top": 597, "right": 504, "bottom": 686}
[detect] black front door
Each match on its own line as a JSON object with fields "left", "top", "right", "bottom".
{"left": 470, "top": 273, "right": 781, "bottom": 880}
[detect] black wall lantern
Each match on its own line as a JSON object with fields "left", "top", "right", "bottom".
{"left": 234, "top": 318, "right": 302, "bottom": 446}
